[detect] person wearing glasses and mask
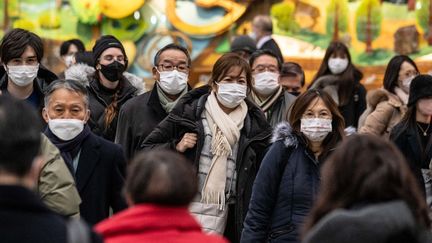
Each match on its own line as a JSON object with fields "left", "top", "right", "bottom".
{"left": 87, "top": 35, "right": 138, "bottom": 141}
{"left": 249, "top": 50, "right": 296, "bottom": 127}
{"left": 141, "top": 53, "right": 272, "bottom": 243}
{"left": 241, "top": 90, "right": 345, "bottom": 243}
{"left": 115, "top": 44, "right": 191, "bottom": 160}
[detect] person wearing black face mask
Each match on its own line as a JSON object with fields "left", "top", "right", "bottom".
{"left": 87, "top": 35, "right": 139, "bottom": 141}
{"left": 279, "top": 62, "right": 305, "bottom": 97}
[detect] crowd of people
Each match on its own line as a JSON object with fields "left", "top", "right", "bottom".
{"left": 0, "top": 13, "right": 431, "bottom": 243}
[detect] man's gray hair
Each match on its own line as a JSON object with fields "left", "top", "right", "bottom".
{"left": 44, "top": 79, "right": 89, "bottom": 108}
{"left": 253, "top": 15, "right": 273, "bottom": 33}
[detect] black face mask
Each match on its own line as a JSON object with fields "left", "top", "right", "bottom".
{"left": 289, "top": 91, "right": 301, "bottom": 96}
{"left": 99, "top": 61, "right": 126, "bottom": 82}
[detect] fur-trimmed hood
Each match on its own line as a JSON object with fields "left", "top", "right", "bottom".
{"left": 366, "top": 88, "right": 403, "bottom": 110}
{"left": 272, "top": 122, "right": 299, "bottom": 148}
{"left": 65, "top": 63, "right": 146, "bottom": 95}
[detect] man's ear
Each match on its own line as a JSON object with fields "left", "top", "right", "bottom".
{"left": 152, "top": 66, "right": 159, "bottom": 81}
{"left": 42, "top": 108, "right": 49, "bottom": 123}
{"left": 84, "top": 109, "right": 90, "bottom": 123}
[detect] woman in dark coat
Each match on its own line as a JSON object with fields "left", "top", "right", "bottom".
{"left": 390, "top": 75, "right": 432, "bottom": 207}
{"left": 241, "top": 90, "right": 345, "bottom": 243}
{"left": 309, "top": 41, "right": 366, "bottom": 129}
{"left": 141, "top": 53, "right": 272, "bottom": 243}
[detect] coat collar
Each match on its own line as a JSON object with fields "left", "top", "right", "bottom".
{"left": 75, "top": 133, "right": 101, "bottom": 192}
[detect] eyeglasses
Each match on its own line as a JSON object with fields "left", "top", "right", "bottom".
{"left": 157, "top": 63, "right": 190, "bottom": 73}
{"left": 252, "top": 64, "right": 279, "bottom": 74}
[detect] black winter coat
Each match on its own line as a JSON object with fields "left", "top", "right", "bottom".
{"left": 116, "top": 85, "right": 190, "bottom": 160}
{"left": 141, "top": 86, "right": 272, "bottom": 243}
{"left": 390, "top": 123, "right": 432, "bottom": 196}
{"left": 241, "top": 122, "right": 322, "bottom": 243}
{"left": 87, "top": 79, "right": 137, "bottom": 141}
{"left": 74, "top": 132, "right": 127, "bottom": 225}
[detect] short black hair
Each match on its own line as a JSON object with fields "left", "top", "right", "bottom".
{"left": 153, "top": 43, "right": 191, "bottom": 67}
{"left": 126, "top": 150, "right": 197, "bottom": 206}
{"left": 249, "top": 49, "right": 282, "bottom": 70}
{"left": 281, "top": 62, "right": 305, "bottom": 87}
{"left": 0, "top": 96, "right": 41, "bottom": 177}
{"left": 59, "top": 39, "right": 85, "bottom": 56}
{"left": 0, "top": 28, "right": 44, "bottom": 64}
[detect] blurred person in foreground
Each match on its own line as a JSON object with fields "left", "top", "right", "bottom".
{"left": 302, "top": 134, "right": 432, "bottom": 243}
{"left": 95, "top": 150, "right": 227, "bottom": 243}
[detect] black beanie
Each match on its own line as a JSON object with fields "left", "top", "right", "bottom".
{"left": 408, "top": 74, "right": 432, "bottom": 106}
{"left": 230, "top": 35, "right": 257, "bottom": 54}
{"left": 92, "top": 35, "right": 128, "bottom": 68}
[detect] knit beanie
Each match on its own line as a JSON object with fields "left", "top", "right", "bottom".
{"left": 92, "top": 35, "right": 128, "bottom": 68}
{"left": 408, "top": 74, "right": 432, "bottom": 106}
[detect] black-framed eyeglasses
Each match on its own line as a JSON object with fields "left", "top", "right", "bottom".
{"left": 157, "top": 63, "right": 190, "bottom": 73}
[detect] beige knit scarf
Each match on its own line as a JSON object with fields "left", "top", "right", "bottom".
{"left": 202, "top": 92, "right": 247, "bottom": 210}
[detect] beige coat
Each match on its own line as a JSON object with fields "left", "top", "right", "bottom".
{"left": 358, "top": 89, "right": 407, "bottom": 138}
{"left": 38, "top": 134, "right": 81, "bottom": 217}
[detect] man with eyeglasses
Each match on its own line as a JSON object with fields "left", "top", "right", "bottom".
{"left": 0, "top": 28, "right": 57, "bottom": 110}
{"left": 116, "top": 43, "right": 192, "bottom": 160}
{"left": 249, "top": 50, "right": 296, "bottom": 127}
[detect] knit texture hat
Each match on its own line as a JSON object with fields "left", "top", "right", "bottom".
{"left": 230, "top": 35, "right": 257, "bottom": 54}
{"left": 408, "top": 74, "right": 432, "bottom": 106}
{"left": 92, "top": 35, "right": 128, "bottom": 68}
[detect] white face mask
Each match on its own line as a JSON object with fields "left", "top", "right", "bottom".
{"left": 6, "top": 64, "right": 39, "bottom": 87}
{"left": 157, "top": 69, "right": 188, "bottom": 95}
{"left": 216, "top": 82, "right": 247, "bottom": 109}
{"left": 253, "top": 71, "right": 280, "bottom": 96}
{"left": 249, "top": 32, "right": 257, "bottom": 41}
{"left": 328, "top": 58, "right": 348, "bottom": 75}
{"left": 48, "top": 118, "right": 85, "bottom": 141}
{"left": 401, "top": 75, "right": 415, "bottom": 93}
{"left": 64, "top": 55, "right": 74, "bottom": 67}
{"left": 300, "top": 118, "right": 333, "bottom": 142}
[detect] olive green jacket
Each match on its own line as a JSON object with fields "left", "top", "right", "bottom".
{"left": 38, "top": 134, "right": 81, "bottom": 218}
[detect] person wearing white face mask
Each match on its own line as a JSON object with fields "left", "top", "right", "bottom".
{"left": 115, "top": 44, "right": 192, "bottom": 160}
{"left": 359, "top": 55, "right": 419, "bottom": 138}
{"left": 310, "top": 41, "right": 366, "bottom": 129}
{"left": 43, "top": 79, "right": 127, "bottom": 225}
{"left": 141, "top": 53, "right": 272, "bottom": 243}
{"left": 242, "top": 89, "right": 345, "bottom": 243}
{"left": 0, "top": 28, "right": 57, "bottom": 111}
{"left": 249, "top": 50, "right": 296, "bottom": 127}
{"left": 57, "top": 39, "right": 85, "bottom": 79}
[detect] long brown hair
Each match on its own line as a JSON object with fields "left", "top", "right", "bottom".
{"left": 309, "top": 41, "right": 363, "bottom": 106}
{"left": 303, "top": 134, "right": 431, "bottom": 236}
{"left": 288, "top": 89, "right": 345, "bottom": 159}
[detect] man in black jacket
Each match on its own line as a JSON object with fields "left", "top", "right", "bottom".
{"left": 251, "top": 15, "right": 284, "bottom": 62}
{"left": 42, "top": 79, "right": 127, "bottom": 225}
{"left": 115, "top": 43, "right": 192, "bottom": 160}
{"left": 0, "top": 96, "right": 100, "bottom": 243}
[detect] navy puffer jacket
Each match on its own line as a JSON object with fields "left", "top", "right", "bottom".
{"left": 241, "top": 122, "right": 321, "bottom": 243}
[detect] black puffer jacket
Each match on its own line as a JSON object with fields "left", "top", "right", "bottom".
{"left": 141, "top": 86, "right": 272, "bottom": 243}
{"left": 87, "top": 78, "right": 137, "bottom": 141}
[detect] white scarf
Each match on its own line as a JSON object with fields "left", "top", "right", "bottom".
{"left": 202, "top": 92, "right": 247, "bottom": 210}
{"left": 394, "top": 87, "right": 409, "bottom": 105}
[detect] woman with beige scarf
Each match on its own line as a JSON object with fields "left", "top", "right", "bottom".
{"left": 141, "top": 53, "right": 272, "bottom": 243}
